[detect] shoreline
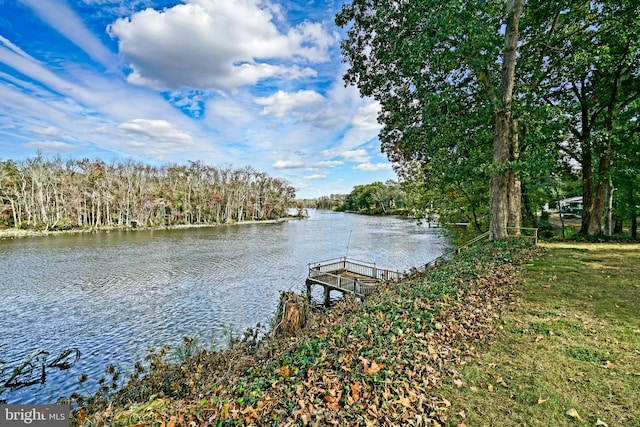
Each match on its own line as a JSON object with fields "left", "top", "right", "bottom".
{"left": 0, "top": 217, "right": 297, "bottom": 240}
{"left": 66, "top": 239, "right": 539, "bottom": 425}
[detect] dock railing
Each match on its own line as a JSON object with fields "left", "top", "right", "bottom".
{"left": 308, "top": 257, "right": 405, "bottom": 283}
{"left": 307, "top": 268, "right": 378, "bottom": 297}
{"left": 307, "top": 227, "right": 537, "bottom": 302}
{"left": 507, "top": 227, "right": 539, "bottom": 244}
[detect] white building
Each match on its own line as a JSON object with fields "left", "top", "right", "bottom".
{"left": 557, "top": 196, "right": 583, "bottom": 213}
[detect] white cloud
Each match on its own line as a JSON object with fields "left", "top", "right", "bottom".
{"left": 352, "top": 101, "right": 382, "bottom": 132}
{"left": 354, "top": 162, "right": 393, "bottom": 171}
{"left": 22, "top": 141, "right": 78, "bottom": 153}
{"left": 107, "top": 0, "right": 339, "bottom": 90}
{"left": 118, "top": 119, "right": 194, "bottom": 146}
{"left": 314, "top": 160, "right": 344, "bottom": 168}
{"left": 0, "top": 35, "right": 39, "bottom": 62}
{"left": 341, "top": 149, "right": 370, "bottom": 163}
{"left": 305, "top": 174, "right": 327, "bottom": 180}
{"left": 272, "top": 159, "right": 305, "bottom": 169}
{"left": 18, "top": 0, "right": 120, "bottom": 71}
{"left": 255, "top": 90, "right": 325, "bottom": 117}
{"left": 28, "top": 126, "right": 61, "bottom": 137}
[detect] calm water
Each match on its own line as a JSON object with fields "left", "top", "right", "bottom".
{"left": 0, "top": 210, "right": 450, "bottom": 403}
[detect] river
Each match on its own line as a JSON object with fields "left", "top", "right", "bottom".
{"left": 0, "top": 210, "right": 450, "bottom": 403}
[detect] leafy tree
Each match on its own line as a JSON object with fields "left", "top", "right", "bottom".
{"left": 0, "top": 157, "right": 296, "bottom": 231}
{"left": 340, "top": 181, "right": 407, "bottom": 214}
{"left": 520, "top": 0, "right": 640, "bottom": 236}
{"left": 337, "top": 0, "right": 639, "bottom": 239}
{"left": 337, "top": 0, "right": 526, "bottom": 240}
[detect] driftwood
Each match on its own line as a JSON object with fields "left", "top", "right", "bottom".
{"left": 273, "top": 292, "right": 308, "bottom": 338}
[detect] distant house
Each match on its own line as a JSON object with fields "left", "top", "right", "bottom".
{"left": 557, "top": 196, "right": 583, "bottom": 213}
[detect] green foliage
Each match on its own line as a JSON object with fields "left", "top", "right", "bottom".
{"left": 337, "top": 0, "right": 640, "bottom": 238}
{"left": 339, "top": 180, "right": 407, "bottom": 215}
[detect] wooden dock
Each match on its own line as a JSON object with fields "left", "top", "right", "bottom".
{"left": 306, "top": 257, "right": 404, "bottom": 306}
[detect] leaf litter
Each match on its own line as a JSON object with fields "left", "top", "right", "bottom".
{"left": 69, "top": 240, "right": 540, "bottom": 426}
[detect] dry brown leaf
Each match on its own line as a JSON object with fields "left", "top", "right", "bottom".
{"left": 398, "top": 396, "right": 412, "bottom": 408}
{"left": 324, "top": 391, "right": 342, "bottom": 411}
{"left": 496, "top": 377, "right": 508, "bottom": 388}
{"left": 487, "top": 384, "right": 494, "bottom": 392}
{"left": 350, "top": 381, "right": 362, "bottom": 402}
{"left": 595, "top": 419, "right": 608, "bottom": 427}
{"left": 566, "top": 408, "right": 582, "bottom": 420}
{"left": 300, "top": 413, "right": 311, "bottom": 426}
{"left": 537, "top": 397, "right": 548, "bottom": 405}
{"left": 364, "top": 360, "right": 384, "bottom": 375}
{"left": 453, "top": 378, "right": 463, "bottom": 388}
{"left": 603, "top": 360, "right": 614, "bottom": 369}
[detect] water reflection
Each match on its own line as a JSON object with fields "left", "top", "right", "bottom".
{"left": 0, "top": 210, "right": 450, "bottom": 403}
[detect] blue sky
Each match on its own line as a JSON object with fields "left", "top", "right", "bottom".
{"left": 0, "top": 0, "right": 396, "bottom": 198}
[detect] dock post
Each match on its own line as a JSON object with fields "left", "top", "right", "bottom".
{"left": 323, "top": 285, "right": 331, "bottom": 307}
{"left": 305, "top": 279, "right": 312, "bottom": 302}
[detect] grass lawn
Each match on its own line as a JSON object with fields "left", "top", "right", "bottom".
{"left": 441, "top": 242, "right": 640, "bottom": 427}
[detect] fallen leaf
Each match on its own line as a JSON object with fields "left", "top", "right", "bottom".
{"left": 364, "top": 360, "right": 384, "bottom": 375}
{"left": 487, "top": 384, "right": 494, "bottom": 392}
{"left": 300, "top": 413, "right": 311, "bottom": 426}
{"left": 350, "top": 381, "right": 362, "bottom": 402}
{"left": 566, "top": 408, "right": 582, "bottom": 420}
{"left": 496, "top": 377, "right": 508, "bottom": 388}
{"left": 603, "top": 360, "right": 614, "bottom": 369}
{"left": 595, "top": 419, "right": 608, "bottom": 427}
{"left": 535, "top": 334, "right": 544, "bottom": 342}
{"left": 324, "top": 391, "right": 342, "bottom": 411}
{"left": 453, "top": 378, "right": 463, "bottom": 388}
{"left": 398, "top": 396, "right": 412, "bottom": 408}
{"left": 537, "top": 397, "right": 548, "bottom": 405}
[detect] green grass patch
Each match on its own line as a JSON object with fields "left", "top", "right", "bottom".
{"left": 440, "top": 242, "right": 640, "bottom": 427}
{"left": 566, "top": 345, "right": 607, "bottom": 363}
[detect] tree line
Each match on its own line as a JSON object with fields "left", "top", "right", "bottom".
{"left": 338, "top": 181, "right": 408, "bottom": 214}
{"left": 337, "top": 0, "right": 639, "bottom": 239}
{"left": 0, "top": 155, "right": 296, "bottom": 231}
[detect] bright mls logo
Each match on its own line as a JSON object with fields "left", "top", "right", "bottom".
{"left": 1, "top": 404, "right": 69, "bottom": 426}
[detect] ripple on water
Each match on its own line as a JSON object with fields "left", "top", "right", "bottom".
{"left": 0, "top": 212, "right": 451, "bottom": 403}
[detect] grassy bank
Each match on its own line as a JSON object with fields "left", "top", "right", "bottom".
{"left": 70, "top": 240, "right": 639, "bottom": 426}
{"left": 440, "top": 242, "right": 640, "bottom": 426}
{"left": 72, "top": 239, "right": 539, "bottom": 426}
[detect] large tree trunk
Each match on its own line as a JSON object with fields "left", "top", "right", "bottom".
{"left": 588, "top": 127, "right": 613, "bottom": 236}
{"left": 490, "top": 0, "right": 524, "bottom": 241}
{"left": 580, "top": 149, "right": 594, "bottom": 235}
{"left": 507, "top": 119, "right": 521, "bottom": 235}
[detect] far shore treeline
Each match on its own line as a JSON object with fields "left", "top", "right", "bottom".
{"left": 0, "top": 155, "right": 296, "bottom": 231}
